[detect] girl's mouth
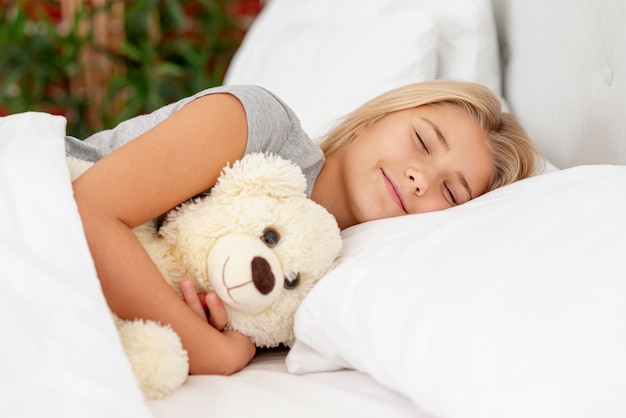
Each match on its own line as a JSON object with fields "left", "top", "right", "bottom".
{"left": 382, "top": 169, "right": 407, "bottom": 213}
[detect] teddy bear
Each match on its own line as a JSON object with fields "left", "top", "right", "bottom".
{"left": 67, "top": 153, "right": 342, "bottom": 399}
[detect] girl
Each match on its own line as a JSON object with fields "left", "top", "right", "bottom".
{"left": 67, "top": 80, "right": 542, "bottom": 376}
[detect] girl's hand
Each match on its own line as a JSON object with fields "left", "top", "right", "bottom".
{"left": 180, "top": 280, "right": 228, "bottom": 331}
{"left": 179, "top": 280, "right": 256, "bottom": 374}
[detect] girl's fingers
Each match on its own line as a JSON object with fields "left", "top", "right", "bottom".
{"left": 180, "top": 280, "right": 207, "bottom": 321}
{"left": 205, "top": 292, "right": 229, "bottom": 331}
{"left": 179, "top": 282, "right": 229, "bottom": 332}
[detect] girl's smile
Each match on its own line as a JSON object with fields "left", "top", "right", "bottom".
{"left": 382, "top": 169, "right": 408, "bottom": 213}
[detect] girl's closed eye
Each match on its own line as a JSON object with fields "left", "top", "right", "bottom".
{"left": 415, "top": 131, "right": 429, "bottom": 154}
{"left": 444, "top": 183, "right": 458, "bottom": 205}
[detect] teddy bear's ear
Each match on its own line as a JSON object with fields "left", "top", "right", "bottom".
{"left": 211, "top": 153, "right": 308, "bottom": 199}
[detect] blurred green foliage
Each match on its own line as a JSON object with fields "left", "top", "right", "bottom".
{"left": 0, "top": 0, "right": 242, "bottom": 138}
{"left": 0, "top": 1, "right": 89, "bottom": 132}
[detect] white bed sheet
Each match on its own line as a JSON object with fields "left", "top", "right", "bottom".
{"left": 148, "top": 349, "right": 433, "bottom": 418}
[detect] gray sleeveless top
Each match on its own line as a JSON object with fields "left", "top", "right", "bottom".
{"left": 64, "top": 85, "right": 324, "bottom": 197}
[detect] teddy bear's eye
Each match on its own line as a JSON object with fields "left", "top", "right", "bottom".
{"left": 261, "top": 228, "right": 280, "bottom": 248}
{"left": 283, "top": 272, "right": 300, "bottom": 290}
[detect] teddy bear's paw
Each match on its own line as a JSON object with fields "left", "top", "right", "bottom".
{"left": 117, "top": 318, "right": 189, "bottom": 399}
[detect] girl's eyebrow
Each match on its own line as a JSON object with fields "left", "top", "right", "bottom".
{"left": 421, "top": 117, "right": 449, "bottom": 151}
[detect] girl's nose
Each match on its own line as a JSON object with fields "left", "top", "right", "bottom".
{"left": 407, "top": 168, "right": 433, "bottom": 196}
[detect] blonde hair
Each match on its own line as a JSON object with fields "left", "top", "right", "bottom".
{"left": 318, "top": 80, "right": 544, "bottom": 192}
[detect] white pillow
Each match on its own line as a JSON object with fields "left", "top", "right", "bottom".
{"left": 0, "top": 113, "right": 152, "bottom": 418}
{"left": 223, "top": 0, "right": 438, "bottom": 139}
{"left": 415, "top": 0, "right": 501, "bottom": 93}
{"left": 287, "top": 165, "right": 626, "bottom": 418}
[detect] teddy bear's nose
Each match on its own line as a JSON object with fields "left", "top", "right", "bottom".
{"left": 251, "top": 256, "right": 275, "bottom": 295}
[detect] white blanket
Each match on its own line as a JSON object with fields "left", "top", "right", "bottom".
{"left": 0, "top": 112, "right": 151, "bottom": 418}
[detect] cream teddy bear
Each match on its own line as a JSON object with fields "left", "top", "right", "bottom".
{"left": 67, "top": 153, "right": 342, "bottom": 399}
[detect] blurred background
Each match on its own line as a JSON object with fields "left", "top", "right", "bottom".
{"left": 0, "top": 0, "right": 262, "bottom": 138}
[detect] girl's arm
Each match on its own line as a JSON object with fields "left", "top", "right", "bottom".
{"left": 72, "top": 93, "right": 256, "bottom": 374}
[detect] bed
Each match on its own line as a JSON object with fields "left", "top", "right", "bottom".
{"left": 1, "top": 0, "right": 625, "bottom": 417}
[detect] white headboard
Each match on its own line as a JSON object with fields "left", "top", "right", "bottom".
{"left": 492, "top": 0, "right": 626, "bottom": 168}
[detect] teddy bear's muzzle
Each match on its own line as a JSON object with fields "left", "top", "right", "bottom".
{"left": 208, "top": 234, "right": 285, "bottom": 314}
